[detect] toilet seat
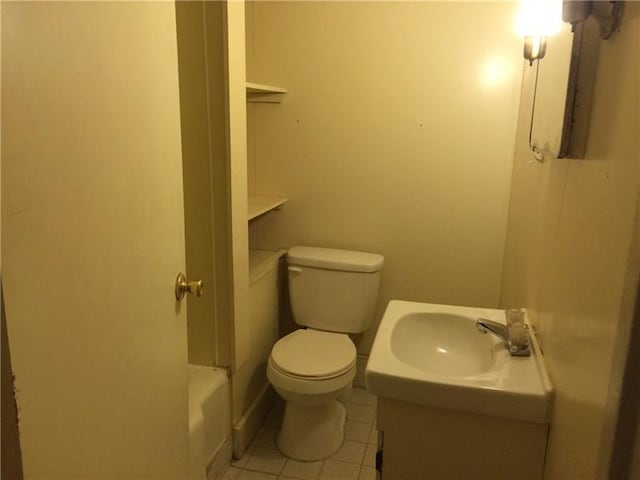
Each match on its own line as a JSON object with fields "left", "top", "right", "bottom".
{"left": 271, "top": 329, "right": 356, "bottom": 380}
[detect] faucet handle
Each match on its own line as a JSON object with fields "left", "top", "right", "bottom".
{"left": 508, "top": 324, "right": 530, "bottom": 356}
{"left": 506, "top": 309, "right": 531, "bottom": 356}
{"left": 506, "top": 308, "right": 526, "bottom": 326}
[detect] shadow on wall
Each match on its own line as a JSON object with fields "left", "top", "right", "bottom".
{"left": 278, "top": 257, "right": 296, "bottom": 339}
{"left": 1, "top": 284, "right": 24, "bottom": 480}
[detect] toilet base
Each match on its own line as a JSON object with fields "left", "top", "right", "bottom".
{"left": 277, "top": 399, "right": 346, "bottom": 461}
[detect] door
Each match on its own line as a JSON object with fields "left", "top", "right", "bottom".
{"left": 2, "top": 2, "right": 191, "bottom": 478}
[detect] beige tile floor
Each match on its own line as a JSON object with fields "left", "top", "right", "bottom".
{"left": 222, "top": 388, "right": 378, "bottom": 480}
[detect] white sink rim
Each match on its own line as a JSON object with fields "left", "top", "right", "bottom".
{"left": 365, "top": 300, "right": 554, "bottom": 423}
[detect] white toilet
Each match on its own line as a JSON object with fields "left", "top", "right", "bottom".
{"left": 266, "top": 245, "right": 384, "bottom": 461}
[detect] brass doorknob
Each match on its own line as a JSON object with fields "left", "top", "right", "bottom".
{"left": 175, "top": 273, "right": 204, "bottom": 300}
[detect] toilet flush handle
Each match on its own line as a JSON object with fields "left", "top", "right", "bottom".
{"left": 288, "top": 266, "right": 303, "bottom": 274}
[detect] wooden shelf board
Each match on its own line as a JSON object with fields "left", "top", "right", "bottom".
{"left": 246, "top": 82, "right": 287, "bottom": 94}
{"left": 248, "top": 195, "right": 288, "bottom": 221}
{"left": 246, "top": 82, "right": 287, "bottom": 103}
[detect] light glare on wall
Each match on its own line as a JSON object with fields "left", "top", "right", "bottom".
{"left": 482, "top": 57, "right": 509, "bottom": 88}
{"left": 516, "top": 0, "right": 563, "bottom": 65}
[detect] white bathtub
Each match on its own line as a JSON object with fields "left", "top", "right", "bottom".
{"left": 188, "top": 365, "right": 231, "bottom": 480}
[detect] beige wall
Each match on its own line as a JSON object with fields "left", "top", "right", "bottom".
{"left": 245, "top": 1, "right": 523, "bottom": 354}
{"left": 501, "top": 5, "right": 640, "bottom": 479}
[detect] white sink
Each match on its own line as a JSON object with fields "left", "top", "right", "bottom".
{"left": 365, "top": 300, "right": 553, "bottom": 423}
{"left": 391, "top": 312, "right": 502, "bottom": 377}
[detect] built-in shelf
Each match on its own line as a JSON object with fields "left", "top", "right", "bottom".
{"left": 246, "top": 82, "right": 287, "bottom": 103}
{"left": 249, "top": 249, "right": 287, "bottom": 285}
{"left": 248, "top": 195, "right": 288, "bottom": 221}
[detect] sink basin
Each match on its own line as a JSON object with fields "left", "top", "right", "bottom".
{"left": 365, "top": 300, "right": 553, "bottom": 423}
{"left": 391, "top": 312, "right": 501, "bottom": 377}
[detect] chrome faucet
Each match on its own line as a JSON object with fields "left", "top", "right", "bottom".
{"left": 476, "top": 318, "right": 509, "bottom": 342}
{"left": 476, "top": 311, "right": 531, "bottom": 356}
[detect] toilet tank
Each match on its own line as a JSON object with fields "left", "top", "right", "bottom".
{"left": 287, "top": 246, "right": 384, "bottom": 334}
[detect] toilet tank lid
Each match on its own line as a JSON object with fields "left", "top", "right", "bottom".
{"left": 287, "top": 246, "right": 384, "bottom": 273}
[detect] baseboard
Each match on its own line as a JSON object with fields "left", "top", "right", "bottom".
{"left": 206, "top": 438, "right": 232, "bottom": 480}
{"left": 231, "top": 383, "right": 277, "bottom": 458}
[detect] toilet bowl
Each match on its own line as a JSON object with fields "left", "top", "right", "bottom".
{"left": 267, "top": 330, "right": 357, "bottom": 460}
{"left": 267, "top": 246, "right": 384, "bottom": 461}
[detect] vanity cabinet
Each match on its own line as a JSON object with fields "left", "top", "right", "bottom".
{"left": 376, "top": 397, "right": 548, "bottom": 480}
